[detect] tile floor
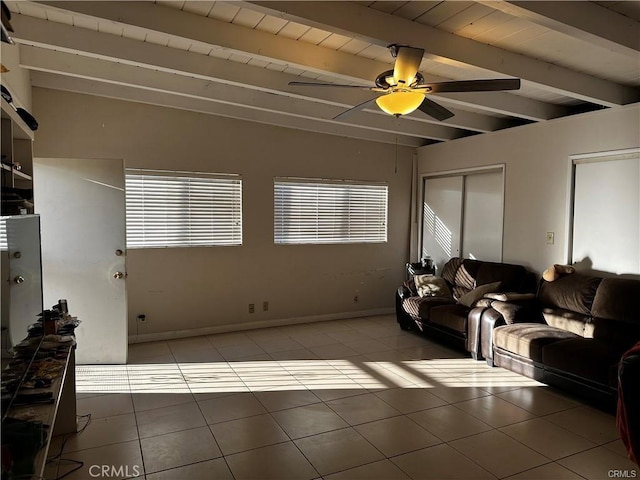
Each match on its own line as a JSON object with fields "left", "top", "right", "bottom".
{"left": 47, "top": 314, "right": 637, "bottom": 480}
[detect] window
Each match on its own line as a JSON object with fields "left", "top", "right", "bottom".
{"left": 0, "top": 218, "right": 6, "bottom": 250}
{"left": 571, "top": 150, "right": 639, "bottom": 274}
{"left": 274, "top": 178, "right": 388, "bottom": 245}
{"left": 126, "top": 170, "right": 242, "bottom": 248}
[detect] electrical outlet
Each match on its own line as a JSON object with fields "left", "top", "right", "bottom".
{"left": 137, "top": 314, "right": 147, "bottom": 324}
{"left": 249, "top": 303, "right": 255, "bottom": 314}
{"left": 263, "top": 301, "right": 269, "bottom": 311}
{"left": 546, "top": 232, "right": 555, "bottom": 245}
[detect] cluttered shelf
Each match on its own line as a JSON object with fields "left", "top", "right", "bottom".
{"left": 1, "top": 301, "right": 79, "bottom": 479}
{"left": 1, "top": 84, "right": 37, "bottom": 216}
{"left": 1, "top": 162, "right": 31, "bottom": 180}
{"left": 0, "top": 97, "right": 34, "bottom": 142}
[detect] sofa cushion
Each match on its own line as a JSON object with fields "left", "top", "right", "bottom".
{"left": 493, "top": 324, "right": 578, "bottom": 362}
{"left": 457, "top": 281, "right": 502, "bottom": 308}
{"left": 441, "top": 257, "right": 463, "bottom": 287}
{"left": 450, "top": 260, "right": 480, "bottom": 301}
{"left": 403, "top": 278, "right": 417, "bottom": 297}
{"left": 538, "top": 273, "right": 602, "bottom": 315}
{"left": 541, "top": 308, "right": 590, "bottom": 336}
{"left": 542, "top": 338, "right": 623, "bottom": 386}
{"left": 403, "top": 296, "right": 455, "bottom": 321}
{"left": 492, "top": 300, "right": 544, "bottom": 324}
{"left": 414, "top": 275, "right": 452, "bottom": 299}
{"left": 452, "top": 285, "right": 471, "bottom": 302}
{"left": 454, "top": 260, "right": 481, "bottom": 290}
{"left": 402, "top": 296, "right": 422, "bottom": 320}
{"left": 429, "top": 304, "right": 469, "bottom": 334}
{"left": 486, "top": 292, "right": 536, "bottom": 302}
{"left": 591, "top": 277, "right": 640, "bottom": 323}
{"left": 476, "top": 262, "right": 527, "bottom": 291}
{"left": 584, "top": 317, "right": 640, "bottom": 348}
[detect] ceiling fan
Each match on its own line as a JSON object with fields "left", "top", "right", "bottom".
{"left": 288, "top": 44, "right": 521, "bottom": 121}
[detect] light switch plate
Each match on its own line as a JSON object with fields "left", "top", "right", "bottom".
{"left": 546, "top": 232, "right": 555, "bottom": 245}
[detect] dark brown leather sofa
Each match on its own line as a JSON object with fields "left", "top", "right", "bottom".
{"left": 396, "top": 257, "right": 536, "bottom": 356}
{"left": 478, "top": 273, "right": 640, "bottom": 407}
{"left": 618, "top": 342, "right": 640, "bottom": 465}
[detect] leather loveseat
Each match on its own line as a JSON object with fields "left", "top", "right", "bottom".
{"left": 478, "top": 272, "right": 640, "bottom": 407}
{"left": 396, "top": 257, "right": 536, "bottom": 356}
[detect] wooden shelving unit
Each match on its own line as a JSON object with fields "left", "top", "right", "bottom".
{"left": 0, "top": 97, "right": 34, "bottom": 141}
{"left": 1, "top": 162, "right": 31, "bottom": 180}
{"left": 1, "top": 95, "right": 35, "bottom": 214}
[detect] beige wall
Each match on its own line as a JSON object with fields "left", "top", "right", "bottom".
{"left": 0, "top": 44, "right": 32, "bottom": 110}
{"left": 31, "top": 88, "right": 414, "bottom": 337}
{"left": 417, "top": 104, "right": 640, "bottom": 274}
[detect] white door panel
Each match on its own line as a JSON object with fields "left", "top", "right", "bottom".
{"left": 5, "top": 215, "right": 43, "bottom": 345}
{"left": 421, "top": 170, "right": 504, "bottom": 274}
{"left": 462, "top": 172, "right": 503, "bottom": 262}
{"left": 422, "top": 176, "right": 463, "bottom": 274}
{"left": 34, "top": 157, "right": 127, "bottom": 364}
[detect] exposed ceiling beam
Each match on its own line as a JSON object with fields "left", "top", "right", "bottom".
{"left": 482, "top": 1, "right": 640, "bottom": 58}
{"left": 31, "top": 3, "right": 566, "bottom": 121}
{"left": 36, "top": 1, "right": 388, "bottom": 81}
{"left": 431, "top": 91, "right": 554, "bottom": 122}
{"left": 248, "top": 1, "right": 640, "bottom": 106}
{"left": 11, "top": 15, "right": 507, "bottom": 133}
{"left": 31, "top": 72, "right": 430, "bottom": 148}
{"left": 20, "top": 45, "right": 463, "bottom": 141}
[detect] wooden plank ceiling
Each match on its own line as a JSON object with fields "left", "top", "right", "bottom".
{"left": 4, "top": 1, "right": 640, "bottom": 146}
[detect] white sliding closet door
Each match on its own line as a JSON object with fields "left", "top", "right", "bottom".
{"left": 422, "top": 176, "right": 463, "bottom": 274}
{"left": 572, "top": 152, "right": 640, "bottom": 275}
{"left": 462, "top": 171, "right": 503, "bottom": 262}
{"left": 421, "top": 169, "right": 504, "bottom": 273}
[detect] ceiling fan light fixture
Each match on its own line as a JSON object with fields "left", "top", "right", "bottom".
{"left": 376, "top": 90, "right": 425, "bottom": 116}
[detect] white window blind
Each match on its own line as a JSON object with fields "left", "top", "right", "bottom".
{"left": 126, "top": 170, "right": 242, "bottom": 248}
{"left": 572, "top": 151, "right": 640, "bottom": 274}
{"left": 274, "top": 179, "right": 388, "bottom": 244}
{"left": 0, "top": 217, "right": 6, "bottom": 250}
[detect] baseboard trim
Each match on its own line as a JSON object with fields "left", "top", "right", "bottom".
{"left": 128, "top": 308, "right": 394, "bottom": 344}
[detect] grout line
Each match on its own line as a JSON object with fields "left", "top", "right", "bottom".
{"left": 124, "top": 360, "right": 149, "bottom": 479}
{"left": 79, "top": 316, "right": 621, "bottom": 480}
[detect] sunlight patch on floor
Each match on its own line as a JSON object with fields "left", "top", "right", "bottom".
{"left": 76, "top": 357, "right": 543, "bottom": 394}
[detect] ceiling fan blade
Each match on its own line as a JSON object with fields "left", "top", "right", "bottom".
{"left": 392, "top": 46, "right": 425, "bottom": 86}
{"left": 419, "top": 78, "right": 521, "bottom": 93}
{"left": 289, "top": 81, "right": 374, "bottom": 90}
{"left": 417, "top": 97, "right": 455, "bottom": 121}
{"left": 333, "top": 97, "right": 379, "bottom": 121}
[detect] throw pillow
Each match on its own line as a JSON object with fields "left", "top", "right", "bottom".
{"left": 542, "top": 265, "right": 558, "bottom": 282}
{"left": 542, "top": 264, "right": 576, "bottom": 282}
{"left": 457, "top": 281, "right": 502, "bottom": 308}
{"left": 414, "top": 275, "right": 452, "bottom": 299}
